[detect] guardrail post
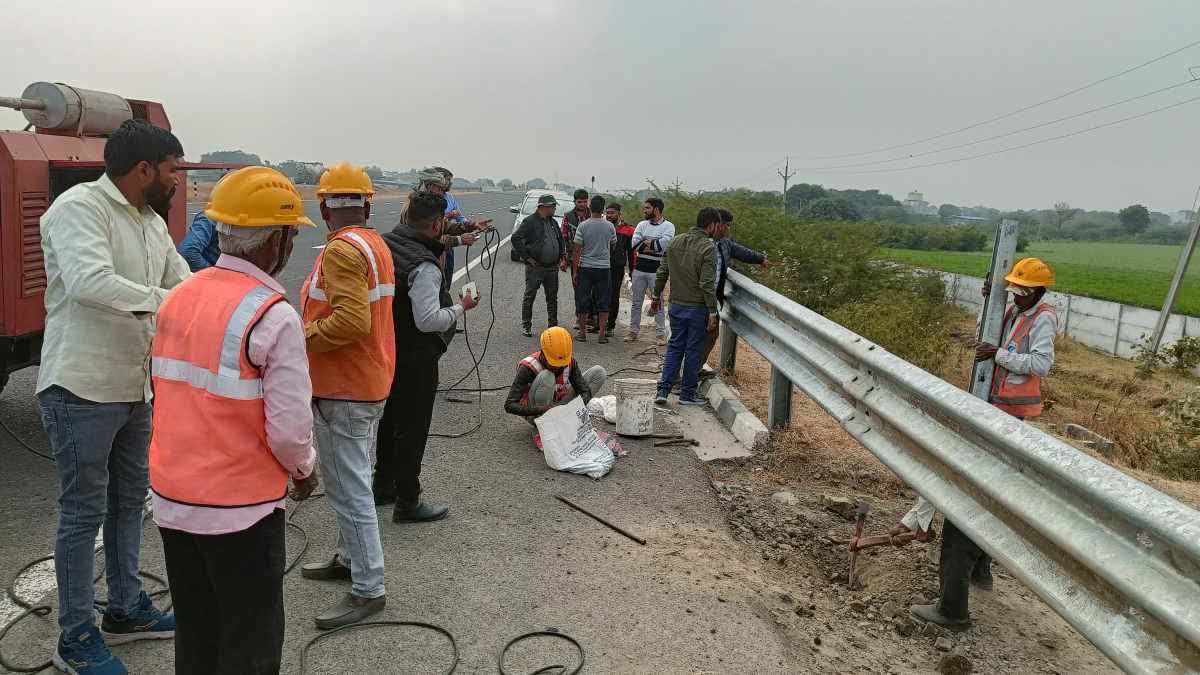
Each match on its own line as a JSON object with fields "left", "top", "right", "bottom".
{"left": 767, "top": 365, "right": 792, "bottom": 428}
{"left": 719, "top": 319, "right": 737, "bottom": 373}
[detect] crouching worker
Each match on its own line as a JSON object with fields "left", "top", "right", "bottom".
{"left": 505, "top": 327, "right": 606, "bottom": 423}
{"left": 150, "top": 166, "right": 319, "bottom": 675}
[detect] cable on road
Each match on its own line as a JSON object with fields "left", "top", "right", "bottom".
{"left": 0, "top": 413, "right": 53, "bottom": 462}
{"left": 298, "top": 620, "right": 459, "bottom": 675}
{"left": 498, "top": 629, "right": 585, "bottom": 675}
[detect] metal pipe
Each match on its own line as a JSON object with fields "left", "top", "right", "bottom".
{"left": 0, "top": 96, "right": 46, "bottom": 111}
{"left": 1147, "top": 209, "right": 1200, "bottom": 355}
{"left": 555, "top": 495, "right": 646, "bottom": 545}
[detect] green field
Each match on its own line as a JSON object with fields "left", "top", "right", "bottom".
{"left": 880, "top": 240, "right": 1199, "bottom": 316}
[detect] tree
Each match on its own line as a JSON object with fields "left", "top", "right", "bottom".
{"left": 499, "top": 178, "right": 515, "bottom": 189}
{"left": 938, "top": 203, "right": 961, "bottom": 222}
{"left": 799, "top": 197, "right": 860, "bottom": 221}
{"left": 196, "top": 150, "right": 262, "bottom": 180}
{"left": 1050, "top": 202, "right": 1078, "bottom": 237}
{"left": 527, "top": 178, "right": 547, "bottom": 189}
{"left": 1119, "top": 204, "right": 1150, "bottom": 236}
{"left": 478, "top": 177, "right": 495, "bottom": 187}
{"left": 364, "top": 165, "right": 384, "bottom": 180}
{"left": 786, "top": 183, "right": 827, "bottom": 212}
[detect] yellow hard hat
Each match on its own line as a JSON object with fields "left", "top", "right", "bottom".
{"left": 316, "top": 162, "right": 374, "bottom": 200}
{"left": 540, "top": 326, "right": 573, "bottom": 367}
{"left": 1004, "top": 257, "right": 1055, "bottom": 288}
{"left": 204, "top": 166, "right": 315, "bottom": 228}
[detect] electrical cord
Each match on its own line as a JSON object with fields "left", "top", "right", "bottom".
{"left": 298, "top": 620, "right": 459, "bottom": 675}
{"left": 0, "top": 413, "right": 54, "bottom": 462}
{"left": 498, "top": 630, "right": 585, "bottom": 675}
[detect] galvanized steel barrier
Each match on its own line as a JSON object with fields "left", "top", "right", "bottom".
{"left": 719, "top": 269, "right": 1200, "bottom": 674}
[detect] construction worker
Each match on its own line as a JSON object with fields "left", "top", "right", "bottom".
{"left": 908, "top": 257, "right": 1058, "bottom": 631}
{"left": 651, "top": 207, "right": 721, "bottom": 406}
{"left": 372, "top": 191, "right": 479, "bottom": 521}
{"left": 37, "top": 119, "right": 188, "bottom": 675}
{"left": 505, "top": 327, "right": 606, "bottom": 423}
{"left": 299, "top": 163, "right": 396, "bottom": 629}
{"left": 150, "top": 166, "right": 319, "bottom": 675}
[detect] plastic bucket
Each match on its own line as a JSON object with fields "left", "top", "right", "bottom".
{"left": 614, "top": 378, "right": 657, "bottom": 437}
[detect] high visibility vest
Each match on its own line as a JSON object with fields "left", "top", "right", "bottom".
{"left": 301, "top": 227, "right": 396, "bottom": 401}
{"left": 518, "top": 352, "right": 572, "bottom": 405}
{"left": 991, "top": 303, "right": 1056, "bottom": 418}
{"left": 149, "top": 267, "right": 290, "bottom": 508}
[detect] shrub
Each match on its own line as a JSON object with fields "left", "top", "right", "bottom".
{"left": 826, "top": 280, "right": 959, "bottom": 374}
{"left": 880, "top": 224, "right": 988, "bottom": 252}
{"left": 1143, "top": 387, "right": 1200, "bottom": 480}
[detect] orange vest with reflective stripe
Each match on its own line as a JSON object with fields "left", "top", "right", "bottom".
{"left": 301, "top": 227, "right": 396, "bottom": 401}
{"left": 990, "top": 303, "right": 1055, "bottom": 418}
{"left": 518, "top": 352, "right": 572, "bottom": 405}
{"left": 149, "top": 267, "right": 290, "bottom": 508}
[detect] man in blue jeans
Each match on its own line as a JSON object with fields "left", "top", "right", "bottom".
{"left": 37, "top": 119, "right": 188, "bottom": 674}
{"left": 651, "top": 207, "right": 721, "bottom": 405}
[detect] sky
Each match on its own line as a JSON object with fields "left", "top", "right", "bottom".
{"left": 1, "top": 0, "right": 1198, "bottom": 213}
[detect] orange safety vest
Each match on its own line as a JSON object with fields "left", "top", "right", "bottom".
{"left": 149, "top": 267, "right": 290, "bottom": 507}
{"left": 301, "top": 227, "right": 397, "bottom": 401}
{"left": 518, "top": 352, "right": 573, "bottom": 406}
{"left": 990, "top": 303, "right": 1056, "bottom": 418}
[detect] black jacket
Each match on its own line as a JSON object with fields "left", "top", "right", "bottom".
{"left": 504, "top": 357, "right": 592, "bottom": 417}
{"left": 610, "top": 223, "right": 635, "bottom": 270}
{"left": 716, "top": 238, "right": 766, "bottom": 303}
{"left": 383, "top": 226, "right": 455, "bottom": 358}
{"left": 512, "top": 213, "right": 565, "bottom": 266}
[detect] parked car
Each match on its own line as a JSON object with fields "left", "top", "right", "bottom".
{"left": 508, "top": 190, "right": 572, "bottom": 261}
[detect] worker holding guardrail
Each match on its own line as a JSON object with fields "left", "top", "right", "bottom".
{"left": 905, "top": 257, "right": 1058, "bottom": 631}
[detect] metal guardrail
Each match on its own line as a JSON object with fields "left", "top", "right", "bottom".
{"left": 718, "top": 269, "right": 1200, "bottom": 674}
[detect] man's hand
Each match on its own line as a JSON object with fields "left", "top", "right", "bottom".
{"left": 981, "top": 282, "right": 992, "bottom": 298}
{"left": 460, "top": 233, "right": 479, "bottom": 246}
{"left": 525, "top": 257, "right": 538, "bottom": 267}
{"left": 289, "top": 472, "right": 319, "bottom": 502}
{"left": 707, "top": 314, "right": 718, "bottom": 331}
{"left": 559, "top": 259, "right": 568, "bottom": 272}
{"left": 447, "top": 209, "right": 462, "bottom": 221}
{"left": 760, "top": 257, "right": 774, "bottom": 269}
{"left": 650, "top": 297, "right": 661, "bottom": 314}
{"left": 572, "top": 273, "right": 579, "bottom": 287}
{"left": 474, "top": 219, "right": 493, "bottom": 231}
{"left": 462, "top": 291, "right": 480, "bottom": 311}
{"left": 975, "top": 342, "right": 998, "bottom": 362}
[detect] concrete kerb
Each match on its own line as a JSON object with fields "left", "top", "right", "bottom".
{"left": 700, "top": 376, "right": 770, "bottom": 451}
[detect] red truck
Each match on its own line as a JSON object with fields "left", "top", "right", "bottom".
{"left": 0, "top": 82, "right": 234, "bottom": 393}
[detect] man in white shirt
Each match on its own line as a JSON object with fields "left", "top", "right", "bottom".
{"left": 37, "top": 119, "right": 190, "bottom": 675}
{"left": 627, "top": 197, "right": 675, "bottom": 345}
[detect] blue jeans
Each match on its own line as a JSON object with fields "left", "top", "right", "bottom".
{"left": 313, "top": 399, "right": 387, "bottom": 598}
{"left": 38, "top": 386, "right": 152, "bottom": 637}
{"left": 659, "top": 305, "right": 710, "bottom": 399}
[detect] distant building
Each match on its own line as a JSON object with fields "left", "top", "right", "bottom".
{"left": 903, "top": 190, "right": 937, "bottom": 216}
{"left": 1174, "top": 210, "right": 1195, "bottom": 225}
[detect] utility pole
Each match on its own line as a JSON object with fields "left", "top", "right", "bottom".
{"left": 778, "top": 157, "right": 796, "bottom": 214}
{"left": 591, "top": 175, "right": 595, "bottom": 196}
{"left": 1148, "top": 208, "right": 1200, "bottom": 356}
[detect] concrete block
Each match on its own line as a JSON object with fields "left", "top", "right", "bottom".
{"left": 730, "top": 411, "right": 769, "bottom": 449}
{"left": 1064, "top": 423, "right": 1115, "bottom": 457}
{"left": 706, "top": 379, "right": 734, "bottom": 410}
{"left": 717, "top": 396, "right": 749, "bottom": 427}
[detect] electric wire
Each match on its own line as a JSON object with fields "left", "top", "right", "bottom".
{"left": 806, "top": 92, "right": 1200, "bottom": 175}
{"left": 0, "top": 412, "right": 53, "bottom": 462}
{"left": 799, "top": 36, "right": 1200, "bottom": 160}
{"left": 796, "top": 77, "right": 1200, "bottom": 171}
{"left": 498, "top": 630, "right": 585, "bottom": 675}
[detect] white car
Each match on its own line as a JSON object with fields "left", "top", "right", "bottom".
{"left": 508, "top": 190, "right": 573, "bottom": 261}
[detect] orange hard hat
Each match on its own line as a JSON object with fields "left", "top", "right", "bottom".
{"left": 1004, "top": 257, "right": 1055, "bottom": 288}
{"left": 540, "top": 327, "right": 573, "bottom": 367}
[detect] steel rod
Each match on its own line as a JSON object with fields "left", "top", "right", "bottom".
{"left": 555, "top": 495, "right": 646, "bottom": 545}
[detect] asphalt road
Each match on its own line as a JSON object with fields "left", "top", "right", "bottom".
{"left": 0, "top": 191, "right": 793, "bottom": 673}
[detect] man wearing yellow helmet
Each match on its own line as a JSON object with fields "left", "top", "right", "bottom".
{"left": 908, "top": 257, "right": 1058, "bottom": 631}
{"left": 150, "top": 166, "right": 319, "bottom": 674}
{"left": 299, "top": 162, "right": 396, "bottom": 630}
{"left": 505, "top": 327, "right": 606, "bottom": 423}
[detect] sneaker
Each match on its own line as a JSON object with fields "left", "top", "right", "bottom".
{"left": 623, "top": 333, "right": 639, "bottom": 343}
{"left": 598, "top": 335, "right": 610, "bottom": 344}
{"left": 654, "top": 391, "right": 669, "bottom": 404}
{"left": 575, "top": 330, "right": 587, "bottom": 342}
{"left": 655, "top": 335, "right": 668, "bottom": 347}
{"left": 587, "top": 324, "right": 599, "bottom": 334}
{"left": 522, "top": 327, "right": 533, "bottom": 337}
{"left": 100, "top": 592, "right": 175, "bottom": 645}
{"left": 678, "top": 396, "right": 707, "bottom": 406}
{"left": 909, "top": 604, "right": 971, "bottom": 631}
{"left": 53, "top": 628, "right": 127, "bottom": 675}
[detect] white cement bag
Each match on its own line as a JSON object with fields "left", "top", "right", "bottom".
{"left": 536, "top": 397, "right": 615, "bottom": 479}
{"left": 586, "top": 395, "right": 618, "bottom": 424}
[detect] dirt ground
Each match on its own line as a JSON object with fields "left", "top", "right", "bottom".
{"left": 695, "top": 334, "right": 1187, "bottom": 674}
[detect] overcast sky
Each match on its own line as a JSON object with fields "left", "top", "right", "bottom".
{"left": 2, "top": 1, "right": 1197, "bottom": 212}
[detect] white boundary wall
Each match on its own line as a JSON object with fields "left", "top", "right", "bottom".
{"left": 943, "top": 272, "right": 1199, "bottom": 363}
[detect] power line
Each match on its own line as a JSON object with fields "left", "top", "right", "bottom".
{"left": 796, "top": 78, "right": 1200, "bottom": 171}
{"left": 813, "top": 92, "right": 1200, "bottom": 175}
{"left": 796, "top": 37, "right": 1200, "bottom": 161}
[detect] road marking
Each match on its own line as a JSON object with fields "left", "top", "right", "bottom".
{"left": 452, "top": 233, "right": 512, "bottom": 284}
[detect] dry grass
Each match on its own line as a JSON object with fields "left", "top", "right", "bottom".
{"left": 716, "top": 313, "right": 1200, "bottom": 508}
